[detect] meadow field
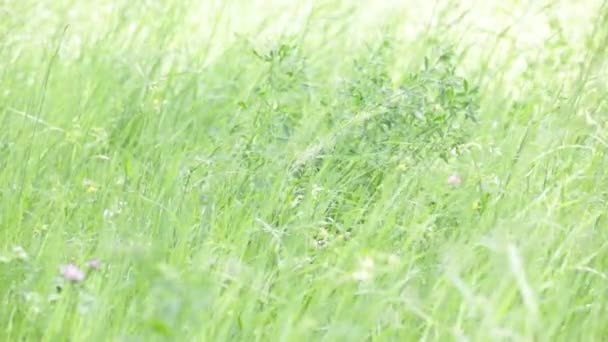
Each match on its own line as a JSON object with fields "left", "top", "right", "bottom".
{"left": 1, "top": 0, "right": 608, "bottom": 340}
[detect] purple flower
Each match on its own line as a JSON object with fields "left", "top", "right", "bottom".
{"left": 447, "top": 174, "right": 462, "bottom": 185}
{"left": 86, "top": 259, "right": 101, "bottom": 270}
{"left": 60, "top": 264, "right": 85, "bottom": 282}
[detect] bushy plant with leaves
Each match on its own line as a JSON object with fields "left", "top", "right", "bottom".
{"left": 289, "top": 40, "right": 479, "bottom": 232}
{"left": 339, "top": 41, "right": 478, "bottom": 164}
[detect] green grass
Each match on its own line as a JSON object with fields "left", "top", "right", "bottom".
{"left": 1, "top": 0, "right": 608, "bottom": 340}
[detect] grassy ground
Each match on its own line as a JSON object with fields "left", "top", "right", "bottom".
{"left": 1, "top": 0, "right": 608, "bottom": 340}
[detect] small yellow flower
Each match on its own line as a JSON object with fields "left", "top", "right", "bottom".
{"left": 472, "top": 200, "right": 481, "bottom": 210}
{"left": 83, "top": 179, "right": 98, "bottom": 193}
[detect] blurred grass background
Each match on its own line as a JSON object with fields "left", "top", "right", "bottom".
{"left": 1, "top": 0, "right": 608, "bottom": 340}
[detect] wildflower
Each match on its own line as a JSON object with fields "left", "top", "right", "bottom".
{"left": 360, "top": 256, "right": 374, "bottom": 269}
{"left": 352, "top": 269, "right": 372, "bottom": 281}
{"left": 387, "top": 254, "right": 400, "bottom": 265}
{"left": 13, "top": 246, "right": 28, "bottom": 260}
{"left": 86, "top": 259, "right": 101, "bottom": 270}
{"left": 83, "top": 179, "right": 98, "bottom": 193}
{"left": 352, "top": 256, "right": 375, "bottom": 281}
{"left": 447, "top": 174, "right": 462, "bottom": 185}
{"left": 102, "top": 209, "right": 113, "bottom": 220}
{"left": 60, "top": 264, "right": 85, "bottom": 283}
{"left": 153, "top": 98, "right": 162, "bottom": 112}
{"left": 472, "top": 200, "right": 481, "bottom": 210}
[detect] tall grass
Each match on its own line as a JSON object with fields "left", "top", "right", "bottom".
{"left": 1, "top": 0, "right": 607, "bottom": 340}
